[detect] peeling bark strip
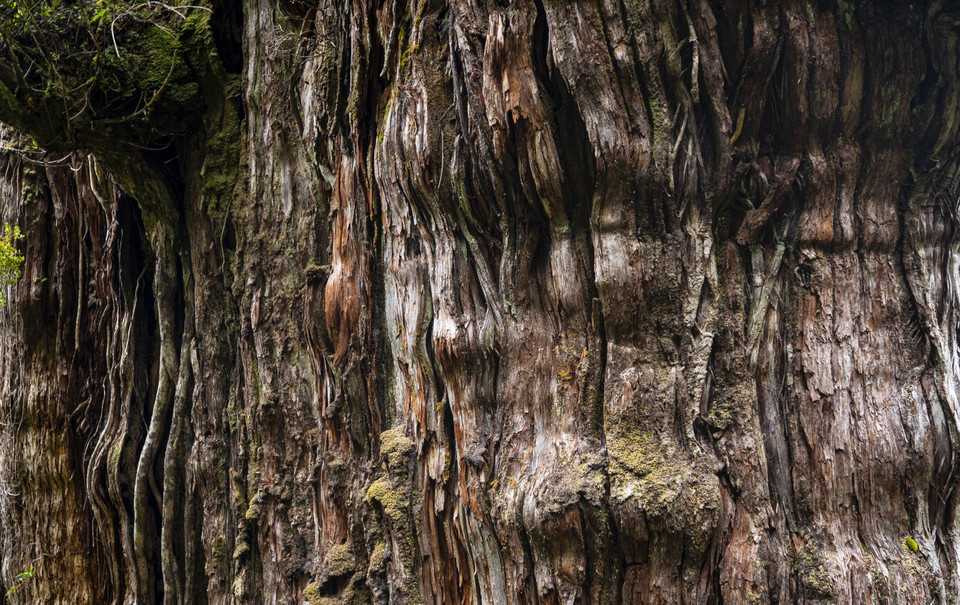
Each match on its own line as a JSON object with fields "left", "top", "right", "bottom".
{"left": 0, "top": 0, "right": 959, "bottom": 603}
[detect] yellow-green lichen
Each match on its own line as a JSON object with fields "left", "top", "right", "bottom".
{"left": 232, "top": 575, "right": 246, "bottom": 601}
{"left": 792, "top": 535, "right": 839, "bottom": 599}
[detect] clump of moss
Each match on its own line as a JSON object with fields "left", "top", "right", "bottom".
{"left": 366, "top": 478, "right": 408, "bottom": 522}
{"left": 231, "top": 575, "right": 246, "bottom": 601}
{"left": 905, "top": 536, "right": 919, "bottom": 552}
{"left": 303, "top": 582, "right": 330, "bottom": 605}
{"left": 211, "top": 536, "right": 226, "bottom": 560}
{"left": 325, "top": 457, "right": 348, "bottom": 489}
{"left": 369, "top": 541, "right": 386, "bottom": 570}
{"left": 379, "top": 428, "right": 413, "bottom": 473}
{"left": 323, "top": 543, "right": 357, "bottom": 577}
{"left": 232, "top": 538, "right": 249, "bottom": 561}
{"left": 364, "top": 475, "right": 421, "bottom": 604}
{"left": 305, "top": 263, "right": 330, "bottom": 285}
{"left": 305, "top": 575, "right": 370, "bottom": 605}
{"left": 244, "top": 492, "right": 262, "bottom": 522}
{"left": 205, "top": 536, "right": 228, "bottom": 575}
{"left": 0, "top": 1, "right": 219, "bottom": 153}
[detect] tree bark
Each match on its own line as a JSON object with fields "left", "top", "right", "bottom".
{"left": 0, "top": 0, "right": 959, "bottom": 603}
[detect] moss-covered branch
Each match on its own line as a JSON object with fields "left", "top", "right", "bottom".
{"left": 0, "top": 0, "right": 220, "bottom": 152}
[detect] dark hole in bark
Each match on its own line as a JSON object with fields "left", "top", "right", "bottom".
{"left": 222, "top": 218, "right": 237, "bottom": 253}
{"left": 210, "top": 0, "right": 244, "bottom": 74}
{"left": 434, "top": 8, "right": 449, "bottom": 42}
{"left": 405, "top": 236, "right": 421, "bottom": 256}
{"left": 796, "top": 264, "right": 812, "bottom": 289}
{"left": 532, "top": 0, "right": 551, "bottom": 83}
{"left": 909, "top": 53, "right": 936, "bottom": 112}
{"left": 144, "top": 144, "right": 186, "bottom": 207}
{"left": 362, "top": 18, "right": 386, "bottom": 150}
{"left": 441, "top": 400, "right": 457, "bottom": 475}
{"left": 317, "top": 571, "right": 353, "bottom": 597}
{"left": 693, "top": 415, "right": 712, "bottom": 448}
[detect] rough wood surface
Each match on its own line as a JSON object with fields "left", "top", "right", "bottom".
{"left": 0, "top": 0, "right": 958, "bottom": 603}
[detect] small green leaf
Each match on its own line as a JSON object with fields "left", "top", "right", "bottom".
{"left": 0, "top": 222, "right": 24, "bottom": 306}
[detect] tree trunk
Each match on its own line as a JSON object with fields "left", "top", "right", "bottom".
{"left": 0, "top": 0, "right": 959, "bottom": 603}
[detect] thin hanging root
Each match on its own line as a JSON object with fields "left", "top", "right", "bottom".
{"left": 133, "top": 234, "right": 180, "bottom": 605}
{"left": 730, "top": 107, "right": 746, "bottom": 145}
{"left": 682, "top": 0, "right": 700, "bottom": 104}
{"left": 160, "top": 250, "right": 195, "bottom": 604}
{"left": 107, "top": 268, "right": 147, "bottom": 603}
{"left": 85, "top": 210, "right": 126, "bottom": 598}
{"left": 161, "top": 309, "right": 194, "bottom": 604}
